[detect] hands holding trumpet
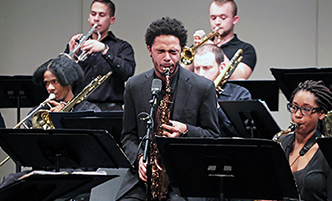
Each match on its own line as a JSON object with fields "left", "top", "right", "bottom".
{"left": 68, "top": 33, "right": 109, "bottom": 58}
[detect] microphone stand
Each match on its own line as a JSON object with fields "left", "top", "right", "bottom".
{"left": 142, "top": 92, "right": 159, "bottom": 201}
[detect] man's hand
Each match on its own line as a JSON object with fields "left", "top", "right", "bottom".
{"left": 138, "top": 155, "right": 147, "bottom": 182}
{"left": 48, "top": 100, "right": 66, "bottom": 112}
{"left": 68, "top": 33, "right": 83, "bottom": 54}
{"left": 161, "top": 120, "right": 188, "bottom": 138}
{"left": 80, "top": 40, "right": 106, "bottom": 55}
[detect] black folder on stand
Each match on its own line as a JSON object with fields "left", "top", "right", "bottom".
{"left": 317, "top": 138, "right": 332, "bottom": 170}
{"left": 49, "top": 111, "right": 123, "bottom": 145}
{"left": 270, "top": 67, "right": 332, "bottom": 101}
{"left": 0, "top": 174, "right": 116, "bottom": 201}
{"left": 228, "top": 80, "right": 279, "bottom": 111}
{"left": 219, "top": 100, "right": 281, "bottom": 139}
{"left": 156, "top": 137, "right": 299, "bottom": 200}
{"left": 0, "top": 128, "right": 132, "bottom": 200}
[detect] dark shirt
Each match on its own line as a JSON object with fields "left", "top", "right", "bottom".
{"left": 217, "top": 83, "right": 251, "bottom": 137}
{"left": 279, "top": 132, "right": 332, "bottom": 201}
{"left": 220, "top": 34, "right": 256, "bottom": 71}
{"left": 65, "top": 31, "right": 135, "bottom": 105}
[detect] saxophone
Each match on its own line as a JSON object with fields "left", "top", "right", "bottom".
{"left": 214, "top": 49, "right": 243, "bottom": 93}
{"left": 272, "top": 121, "right": 299, "bottom": 141}
{"left": 149, "top": 67, "right": 171, "bottom": 200}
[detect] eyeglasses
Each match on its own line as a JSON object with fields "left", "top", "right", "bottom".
{"left": 287, "top": 103, "right": 320, "bottom": 116}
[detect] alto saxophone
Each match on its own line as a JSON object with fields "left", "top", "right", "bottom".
{"left": 149, "top": 67, "right": 172, "bottom": 200}
{"left": 272, "top": 121, "right": 299, "bottom": 141}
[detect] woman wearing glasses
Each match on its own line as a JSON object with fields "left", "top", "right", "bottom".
{"left": 279, "top": 80, "right": 332, "bottom": 200}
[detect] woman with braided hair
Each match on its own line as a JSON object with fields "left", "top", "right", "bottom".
{"left": 279, "top": 80, "right": 332, "bottom": 200}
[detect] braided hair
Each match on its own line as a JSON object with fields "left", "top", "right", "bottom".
{"left": 290, "top": 80, "right": 332, "bottom": 135}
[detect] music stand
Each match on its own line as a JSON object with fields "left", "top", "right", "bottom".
{"left": 0, "top": 75, "right": 48, "bottom": 122}
{"left": 0, "top": 129, "right": 132, "bottom": 170}
{"left": 219, "top": 100, "right": 281, "bottom": 139}
{"left": 270, "top": 67, "right": 332, "bottom": 101}
{"left": 0, "top": 174, "right": 117, "bottom": 201}
{"left": 49, "top": 111, "right": 123, "bottom": 145}
{"left": 156, "top": 137, "right": 299, "bottom": 200}
{"left": 317, "top": 138, "right": 332, "bottom": 170}
{"left": 228, "top": 80, "right": 279, "bottom": 111}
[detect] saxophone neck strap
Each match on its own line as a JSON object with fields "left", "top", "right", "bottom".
{"left": 299, "top": 131, "right": 320, "bottom": 156}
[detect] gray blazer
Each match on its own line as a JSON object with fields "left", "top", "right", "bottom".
{"left": 116, "top": 66, "right": 220, "bottom": 200}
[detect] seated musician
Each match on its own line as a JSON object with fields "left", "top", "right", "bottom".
{"left": 193, "top": 44, "right": 251, "bottom": 137}
{"left": 0, "top": 56, "right": 101, "bottom": 201}
{"left": 25, "top": 55, "right": 100, "bottom": 128}
{"left": 279, "top": 80, "right": 332, "bottom": 200}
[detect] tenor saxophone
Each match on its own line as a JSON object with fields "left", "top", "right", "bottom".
{"left": 149, "top": 67, "right": 172, "bottom": 200}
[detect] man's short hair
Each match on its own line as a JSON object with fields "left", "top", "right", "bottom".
{"left": 195, "top": 44, "right": 225, "bottom": 65}
{"left": 145, "top": 16, "right": 187, "bottom": 49}
{"left": 91, "top": 0, "right": 115, "bottom": 17}
{"left": 33, "top": 56, "right": 84, "bottom": 87}
{"left": 213, "top": 0, "right": 237, "bottom": 16}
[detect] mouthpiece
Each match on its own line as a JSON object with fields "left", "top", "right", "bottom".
{"left": 48, "top": 93, "right": 55, "bottom": 100}
{"left": 213, "top": 27, "right": 220, "bottom": 32}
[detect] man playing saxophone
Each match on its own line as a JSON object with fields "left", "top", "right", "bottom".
{"left": 194, "top": 44, "right": 251, "bottom": 137}
{"left": 116, "top": 17, "right": 219, "bottom": 201}
{"left": 24, "top": 56, "right": 100, "bottom": 128}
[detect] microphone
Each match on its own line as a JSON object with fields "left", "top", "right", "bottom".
{"left": 151, "top": 79, "right": 162, "bottom": 97}
{"left": 142, "top": 79, "right": 162, "bottom": 163}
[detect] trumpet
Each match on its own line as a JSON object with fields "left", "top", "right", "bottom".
{"left": 31, "top": 71, "right": 113, "bottom": 129}
{"left": 272, "top": 122, "right": 299, "bottom": 141}
{"left": 180, "top": 27, "right": 221, "bottom": 65}
{"left": 61, "top": 23, "right": 101, "bottom": 63}
{"left": 214, "top": 49, "right": 243, "bottom": 93}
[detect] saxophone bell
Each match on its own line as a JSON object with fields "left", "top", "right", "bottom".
{"left": 272, "top": 122, "right": 299, "bottom": 141}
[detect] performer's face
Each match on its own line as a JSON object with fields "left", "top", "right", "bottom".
{"left": 291, "top": 90, "right": 325, "bottom": 136}
{"left": 148, "top": 35, "right": 181, "bottom": 80}
{"left": 194, "top": 52, "right": 224, "bottom": 82}
{"left": 88, "top": 2, "right": 115, "bottom": 37}
{"left": 43, "top": 70, "right": 71, "bottom": 102}
{"left": 209, "top": 2, "right": 238, "bottom": 37}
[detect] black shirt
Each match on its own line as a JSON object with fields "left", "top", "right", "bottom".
{"left": 279, "top": 132, "right": 332, "bottom": 200}
{"left": 65, "top": 31, "right": 136, "bottom": 104}
{"left": 220, "top": 34, "right": 256, "bottom": 71}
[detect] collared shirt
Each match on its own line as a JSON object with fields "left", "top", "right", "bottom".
{"left": 220, "top": 34, "right": 257, "bottom": 71}
{"left": 65, "top": 31, "right": 135, "bottom": 105}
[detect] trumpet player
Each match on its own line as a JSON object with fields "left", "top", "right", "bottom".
{"left": 194, "top": 44, "right": 251, "bottom": 137}
{"left": 65, "top": 0, "right": 135, "bottom": 111}
{"left": 24, "top": 56, "right": 100, "bottom": 128}
{"left": 188, "top": 0, "right": 256, "bottom": 80}
{"left": 279, "top": 80, "right": 332, "bottom": 200}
